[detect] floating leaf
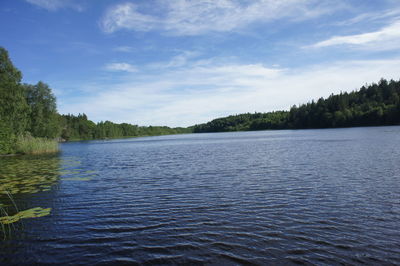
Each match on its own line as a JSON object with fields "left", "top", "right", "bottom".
{"left": 0, "top": 155, "right": 97, "bottom": 195}
{"left": 0, "top": 207, "right": 52, "bottom": 225}
{"left": 0, "top": 156, "right": 61, "bottom": 195}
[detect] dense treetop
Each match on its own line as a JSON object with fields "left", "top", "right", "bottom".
{"left": 194, "top": 79, "right": 400, "bottom": 133}
{"left": 59, "top": 114, "right": 190, "bottom": 141}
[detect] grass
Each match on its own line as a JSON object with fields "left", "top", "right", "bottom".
{"left": 15, "top": 134, "right": 59, "bottom": 155}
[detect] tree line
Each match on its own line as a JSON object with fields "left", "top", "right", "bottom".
{"left": 2, "top": 45, "right": 399, "bottom": 154}
{"left": 194, "top": 79, "right": 400, "bottom": 132}
{"left": 59, "top": 113, "right": 190, "bottom": 141}
{"left": 0, "top": 47, "right": 189, "bottom": 154}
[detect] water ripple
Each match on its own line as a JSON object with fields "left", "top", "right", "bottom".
{"left": 1, "top": 127, "right": 400, "bottom": 264}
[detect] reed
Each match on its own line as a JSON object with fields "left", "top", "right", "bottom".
{"left": 0, "top": 203, "right": 8, "bottom": 239}
{"left": 15, "top": 134, "right": 59, "bottom": 155}
{"left": 0, "top": 191, "right": 17, "bottom": 240}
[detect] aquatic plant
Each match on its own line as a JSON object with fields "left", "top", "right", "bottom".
{"left": 0, "top": 155, "right": 97, "bottom": 240}
{"left": 0, "top": 156, "right": 60, "bottom": 194}
{"left": 0, "top": 207, "right": 52, "bottom": 225}
{"left": 15, "top": 134, "right": 59, "bottom": 155}
{"left": 59, "top": 157, "right": 97, "bottom": 182}
{"left": 0, "top": 155, "right": 98, "bottom": 197}
{"left": 0, "top": 189, "right": 52, "bottom": 239}
{"left": 0, "top": 192, "right": 18, "bottom": 239}
{"left": 0, "top": 203, "right": 8, "bottom": 238}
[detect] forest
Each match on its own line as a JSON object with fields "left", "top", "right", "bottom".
{"left": 0, "top": 47, "right": 189, "bottom": 154}
{"left": 1, "top": 45, "right": 400, "bottom": 154}
{"left": 194, "top": 79, "right": 400, "bottom": 133}
{"left": 59, "top": 114, "right": 190, "bottom": 141}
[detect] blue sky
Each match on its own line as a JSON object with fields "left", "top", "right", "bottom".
{"left": 1, "top": 0, "right": 400, "bottom": 127}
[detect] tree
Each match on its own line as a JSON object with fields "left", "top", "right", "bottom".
{"left": 0, "top": 47, "right": 30, "bottom": 153}
{"left": 194, "top": 79, "right": 400, "bottom": 132}
{"left": 0, "top": 47, "right": 29, "bottom": 135}
{"left": 25, "top": 81, "right": 60, "bottom": 138}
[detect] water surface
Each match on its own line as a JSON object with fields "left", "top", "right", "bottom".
{"left": 1, "top": 126, "right": 400, "bottom": 265}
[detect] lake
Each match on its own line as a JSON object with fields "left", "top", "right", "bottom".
{"left": 1, "top": 126, "right": 400, "bottom": 265}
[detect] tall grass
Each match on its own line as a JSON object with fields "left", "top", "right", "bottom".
{"left": 15, "top": 134, "right": 59, "bottom": 155}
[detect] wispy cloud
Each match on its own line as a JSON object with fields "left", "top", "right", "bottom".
{"left": 335, "top": 7, "right": 400, "bottom": 26}
{"left": 25, "top": 0, "right": 84, "bottom": 11}
{"left": 113, "top": 46, "right": 135, "bottom": 53}
{"left": 100, "top": 0, "right": 341, "bottom": 35}
{"left": 148, "top": 51, "right": 201, "bottom": 69}
{"left": 59, "top": 57, "right": 400, "bottom": 127}
{"left": 105, "top": 63, "right": 138, "bottom": 73}
{"left": 311, "top": 20, "right": 400, "bottom": 50}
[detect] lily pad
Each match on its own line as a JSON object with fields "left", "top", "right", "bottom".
{"left": 0, "top": 156, "right": 61, "bottom": 195}
{"left": 0, "top": 207, "right": 52, "bottom": 225}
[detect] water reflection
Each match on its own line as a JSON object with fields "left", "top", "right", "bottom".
{"left": 1, "top": 127, "right": 400, "bottom": 264}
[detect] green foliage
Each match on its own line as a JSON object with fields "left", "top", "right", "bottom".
{"left": 2, "top": 45, "right": 399, "bottom": 152}
{"left": 60, "top": 114, "right": 192, "bottom": 141}
{"left": 0, "top": 47, "right": 29, "bottom": 137}
{"left": 0, "top": 47, "right": 60, "bottom": 154}
{"left": 194, "top": 79, "right": 400, "bottom": 133}
{"left": 0, "top": 156, "right": 60, "bottom": 194}
{"left": 0, "top": 123, "right": 15, "bottom": 154}
{"left": 194, "top": 111, "right": 290, "bottom": 133}
{"left": 0, "top": 207, "right": 51, "bottom": 225}
{"left": 14, "top": 133, "right": 59, "bottom": 155}
{"left": 25, "top": 82, "right": 60, "bottom": 138}
{"left": 288, "top": 79, "right": 400, "bottom": 129}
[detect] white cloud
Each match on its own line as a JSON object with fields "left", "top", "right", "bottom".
{"left": 100, "top": 0, "right": 340, "bottom": 35}
{"left": 165, "top": 51, "right": 200, "bottom": 68}
{"left": 114, "top": 46, "right": 135, "bottom": 52}
{"left": 25, "top": 0, "right": 83, "bottom": 11}
{"left": 312, "top": 20, "right": 400, "bottom": 50}
{"left": 148, "top": 51, "right": 201, "bottom": 69}
{"left": 105, "top": 63, "right": 138, "bottom": 73}
{"left": 335, "top": 8, "right": 400, "bottom": 26}
{"left": 59, "top": 57, "right": 400, "bottom": 127}
{"left": 101, "top": 3, "right": 159, "bottom": 33}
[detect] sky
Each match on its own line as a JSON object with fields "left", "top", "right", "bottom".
{"left": 1, "top": 0, "right": 400, "bottom": 127}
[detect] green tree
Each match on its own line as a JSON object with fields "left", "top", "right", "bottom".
{"left": 0, "top": 47, "right": 29, "bottom": 135}
{"left": 0, "top": 47, "right": 30, "bottom": 153}
{"left": 194, "top": 79, "right": 400, "bottom": 133}
{"left": 25, "top": 81, "right": 60, "bottom": 138}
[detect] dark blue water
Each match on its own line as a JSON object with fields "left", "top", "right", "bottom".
{"left": 1, "top": 127, "right": 400, "bottom": 265}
